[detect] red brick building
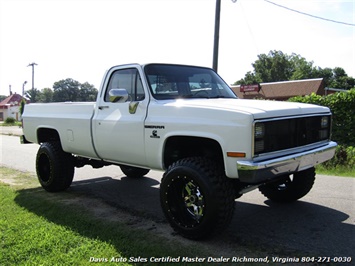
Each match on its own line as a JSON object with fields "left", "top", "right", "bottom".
{"left": 231, "top": 78, "right": 325, "bottom": 101}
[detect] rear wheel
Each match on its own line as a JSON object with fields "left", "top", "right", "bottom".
{"left": 259, "top": 167, "right": 316, "bottom": 202}
{"left": 160, "top": 157, "right": 235, "bottom": 239}
{"left": 120, "top": 165, "right": 150, "bottom": 178}
{"left": 36, "top": 142, "right": 74, "bottom": 192}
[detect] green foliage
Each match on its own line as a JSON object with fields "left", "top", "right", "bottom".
{"left": 19, "top": 99, "right": 26, "bottom": 115}
{"left": 289, "top": 89, "right": 355, "bottom": 146}
{"left": 317, "top": 145, "right": 355, "bottom": 173}
{"left": 235, "top": 71, "right": 262, "bottom": 86}
{"left": 234, "top": 50, "right": 355, "bottom": 89}
{"left": 289, "top": 89, "right": 355, "bottom": 170}
{"left": 253, "top": 50, "right": 294, "bottom": 82}
{"left": 79, "top": 82, "right": 98, "bottom": 101}
{"left": 23, "top": 79, "right": 97, "bottom": 103}
{"left": 52, "top": 78, "right": 98, "bottom": 102}
{"left": 25, "top": 88, "right": 41, "bottom": 103}
{"left": 39, "top": 88, "right": 54, "bottom": 102}
{"left": 0, "top": 183, "right": 126, "bottom": 265}
{"left": 327, "top": 67, "right": 355, "bottom": 89}
{"left": 322, "top": 145, "right": 355, "bottom": 168}
{"left": 290, "top": 56, "right": 316, "bottom": 80}
{"left": 53, "top": 78, "right": 81, "bottom": 102}
{"left": 4, "top": 117, "right": 16, "bottom": 124}
{"left": 0, "top": 168, "right": 209, "bottom": 265}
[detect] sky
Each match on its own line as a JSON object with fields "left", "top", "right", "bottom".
{"left": 0, "top": 0, "right": 354, "bottom": 96}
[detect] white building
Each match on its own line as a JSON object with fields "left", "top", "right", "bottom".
{"left": 0, "top": 93, "right": 26, "bottom": 121}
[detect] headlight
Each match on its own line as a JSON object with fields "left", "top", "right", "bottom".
{"left": 321, "top": 116, "right": 329, "bottom": 128}
{"left": 254, "top": 123, "right": 265, "bottom": 138}
{"left": 254, "top": 123, "right": 265, "bottom": 155}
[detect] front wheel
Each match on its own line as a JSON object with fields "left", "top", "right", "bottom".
{"left": 160, "top": 157, "right": 235, "bottom": 239}
{"left": 259, "top": 167, "right": 316, "bottom": 202}
{"left": 36, "top": 142, "right": 74, "bottom": 192}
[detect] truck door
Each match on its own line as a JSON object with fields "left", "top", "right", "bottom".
{"left": 92, "top": 66, "right": 148, "bottom": 166}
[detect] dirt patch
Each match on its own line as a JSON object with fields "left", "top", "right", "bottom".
{"left": 50, "top": 190, "right": 250, "bottom": 257}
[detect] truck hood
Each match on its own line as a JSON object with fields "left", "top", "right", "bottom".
{"left": 166, "top": 98, "right": 330, "bottom": 119}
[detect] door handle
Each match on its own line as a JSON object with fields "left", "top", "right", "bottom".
{"left": 98, "top": 106, "right": 109, "bottom": 110}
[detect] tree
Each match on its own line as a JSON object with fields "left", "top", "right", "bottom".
{"left": 290, "top": 55, "right": 318, "bottom": 80}
{"left": 78, "top": 82, "right": 98, "bottom": 101}
{"left": 235, "top": 50, "right": 294, "bottom": 85}
{"left": 39, "top": 88, "right": 53, "bottom": 103}
{"left": 328, "top": 67, "right": 355, "bottom": 89}
{"left": 53, "top": 78, "right": 80, "bottom": 102}
{"left": 234, "top": 71, "right": 261, "bottom": 85}
{"left": 253, "top": 50, "right": 294, "bottom": 82}
{"left": 52, "top": 79, "right": 97, "bottom": 102}
{"left": 25, "top": 88, "right": 41, "bottom": 103}
{"left": 19, "top": 98, "right": 26, "bottom": 115}
{"left": 234, "top": 50, "right": 355, "bottom": 90}
{"left": 315, "top": 67, "right": 333, "bottom": 87}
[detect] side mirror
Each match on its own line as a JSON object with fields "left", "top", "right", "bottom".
{"left": 109, "top": 88, "right": 129, "bottom": 103}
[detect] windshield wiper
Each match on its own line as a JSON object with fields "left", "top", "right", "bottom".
{"left": 207, "top": 95, "right": 228, "bottom": 99}
{"left": 178, "top": 95, "right": 229, "bottom": 99}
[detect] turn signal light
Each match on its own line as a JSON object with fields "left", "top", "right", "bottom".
{"left": 227, "top": 152, "right": 246, "bottom": 158}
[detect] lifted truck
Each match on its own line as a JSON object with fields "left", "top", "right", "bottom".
{"left": 22, "top": 63, "right": 337, "bottom": 239}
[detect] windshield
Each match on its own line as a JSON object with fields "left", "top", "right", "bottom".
{"left": 144, "top": 64, "right": 237, "bottom": 100}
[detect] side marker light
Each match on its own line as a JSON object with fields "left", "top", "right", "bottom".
{"left": 227, "top": 152, "right": 246, "bottom": 158}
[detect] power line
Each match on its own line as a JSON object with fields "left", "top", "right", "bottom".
{"left": 264, "top": 0, "right": 355, "bottom": 27}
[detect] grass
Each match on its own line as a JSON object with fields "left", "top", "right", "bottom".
{"left": 0, "top": 121, "right": 22, "bottom": 127}
{"left": 316, "top": 165, "right": 355, "bottom": 178}
{"left": 1, "top": 166, "right": 352, "bottom": 265}
{"left": 0, "top": 183, "right": 125, "bottom": 265}
{"left": 0, "top": 168, "right": 210, "bottom": 266}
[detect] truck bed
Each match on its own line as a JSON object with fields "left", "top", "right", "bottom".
{"left": 22, "top": 102, "right": 99, "bottom": 158}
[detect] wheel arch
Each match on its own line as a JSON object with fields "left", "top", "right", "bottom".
{"left": 163, "top": 135, "right": 224, "bottom": 169}
{"left": 37, "top": 127, "right": 61, "bottom": 143}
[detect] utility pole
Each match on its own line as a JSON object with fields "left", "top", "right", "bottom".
{"left": 212, "top": 0, "right": 221, "bottom": 72}
{"left": 213, "top": 0, "right": 237, "bottom": 72}
{"left": 27, "top": 62, "right": 38, "bottom": 90}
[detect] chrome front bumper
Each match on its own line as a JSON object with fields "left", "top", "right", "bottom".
{"left": 237, "top": 141, "right": 337, "bottom": 184}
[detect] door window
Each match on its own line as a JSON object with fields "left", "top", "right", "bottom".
{"left": 105, "top": 68, "right": 145, "bottom": 102}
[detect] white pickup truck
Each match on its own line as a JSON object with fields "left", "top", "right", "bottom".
{"left": 22, "top": 63, "right": 337, "bottom": 239}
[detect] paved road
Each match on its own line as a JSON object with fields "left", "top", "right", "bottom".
{"left": 0, "top": 132, "right": 354, "bottom": 258}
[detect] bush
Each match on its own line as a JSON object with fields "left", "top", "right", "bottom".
{"left": 289, "top": 89, "right": 355, "bottom": 169}
{"left": 4, "top": 117, "right": 16, "bottom": 124}
{"left": 322, "top": 145, "right": 355, "bottom": 169}
{"left": 289, "top": 88, "right": 355, "bottom": 146}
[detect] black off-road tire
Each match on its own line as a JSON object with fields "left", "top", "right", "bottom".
{"left": 259, "top": 167, "right": 316, "bottom": 202}
{"left": 120, "top": 165, "right": 150, "bottom": 178}
{"left": 36, "top": 142, "right": 74, "bottom": 192}
{"left": 160, "top": 157, "right": 235, "bottom": 240}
